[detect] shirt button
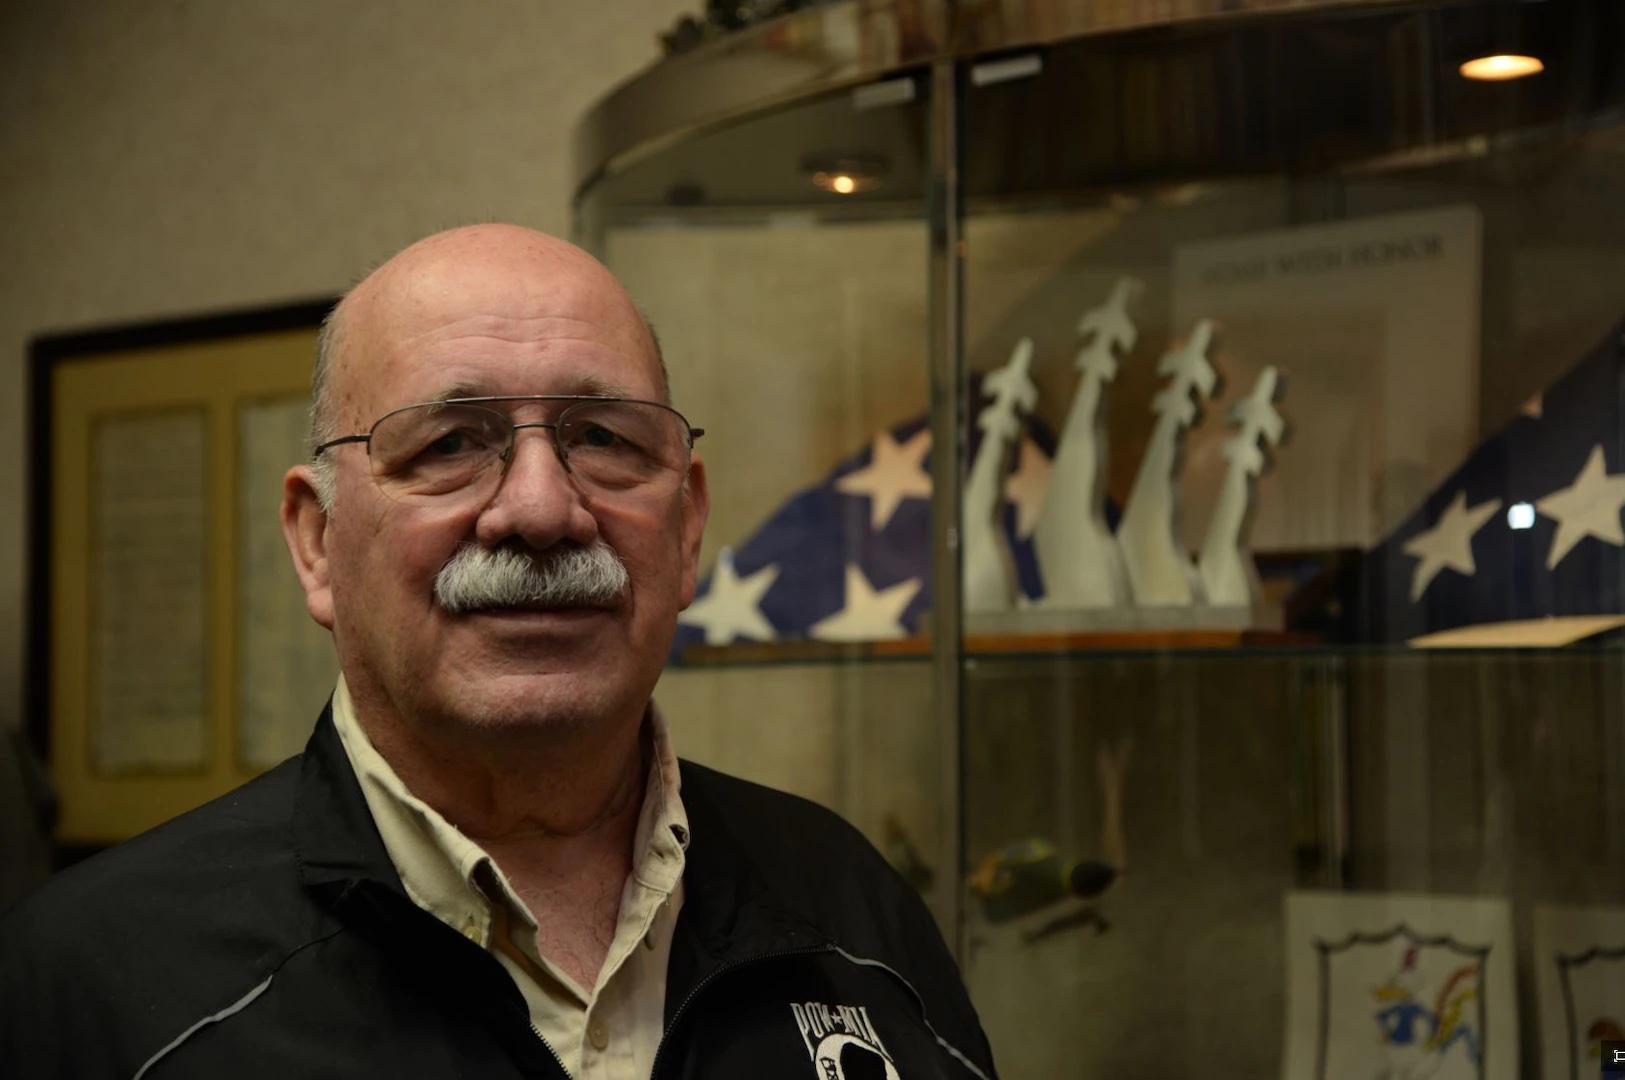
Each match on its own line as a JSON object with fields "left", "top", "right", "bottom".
{"left": 461, "top": 918, "right": 481, "bottom": 943}
{"left": 588, "top": 1019, "right": 609, "bottom": 1051}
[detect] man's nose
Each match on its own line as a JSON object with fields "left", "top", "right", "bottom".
{"left": 472, "top": 426, "right": 599, "bottom": 550}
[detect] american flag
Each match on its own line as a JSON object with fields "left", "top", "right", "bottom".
{"left": 1362, "top": 318, "right": 1625, "bottom": 644}
{"left": 671, "top": 380, "right": 1057, "bottom": 658}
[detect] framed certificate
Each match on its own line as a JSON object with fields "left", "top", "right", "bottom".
{"left": 30, "top": 301, "right": 339, "bottom": 845}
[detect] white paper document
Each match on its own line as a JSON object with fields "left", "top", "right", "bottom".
{"left": 237, "top": 397, "right": 337, "bottom": 770}
{"left": 92, "top": 410, "right": 210, "bottom": 774}
{"left": 1283, "top": 890, "right": 1517, "bottom": 1080}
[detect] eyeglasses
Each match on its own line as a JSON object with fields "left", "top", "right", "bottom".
{"left": 314, "top": 395, "right": 704, "bottom": 504}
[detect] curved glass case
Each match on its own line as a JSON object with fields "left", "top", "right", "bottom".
{"left": 576, "top": 2, "right": 1625, "bottom": 1074}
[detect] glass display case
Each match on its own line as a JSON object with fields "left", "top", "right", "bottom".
{"left": 575, "top": 1, "right": 1625, "bottom": 1075}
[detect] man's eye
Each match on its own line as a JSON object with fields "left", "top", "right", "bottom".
{"left": 578, "top": 424, "right": 623, "bottom": 449}
{"left": 425, "top": 429, "right": 478, "bottom": 456}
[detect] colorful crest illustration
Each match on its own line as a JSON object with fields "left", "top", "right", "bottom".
{"left": 1315, "top": 926, "right": 1489, "bottom": 1080}
{"left": 1558, "top": 946, "right": 1625, "bottom": 1079}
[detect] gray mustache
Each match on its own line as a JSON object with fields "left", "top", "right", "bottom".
{"left": 433, "top": 543, "right": 628, "bottom": 614}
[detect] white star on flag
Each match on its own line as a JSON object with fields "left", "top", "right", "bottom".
{"left": 835, "top": 429, "right": 932, "bottom": 531}
{"left": 1401, "top": 490, "right": 1503, "bottom": 601}
{"left": 1535, "top": 444, "right": 1625, "bottom": 569}
{"left": 1004, "top": 438, "right": 1052, "bottom": 540}
{"left": 677, "top": 547, "right": 779, "bottom": 645}
{"left": 808, "top": 565, "right": 922, "bottom": 642}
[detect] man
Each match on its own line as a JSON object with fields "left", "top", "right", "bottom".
{"left": 0, "top": 225, "right": 996, "bottom": 1080}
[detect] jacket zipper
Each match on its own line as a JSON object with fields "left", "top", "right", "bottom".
{"left": 648, "top": 943, "right": 836, "bottom": 1078}
{"left": 360, "top": 889, "right": 571, "bottom": 1078}
{"left": 525, "top": 1016, "right": 572, "bottom": 1079}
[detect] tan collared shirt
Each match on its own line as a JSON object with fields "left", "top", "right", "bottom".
{"left": 331, "top": 677, "right": 688, "bottom": 1079}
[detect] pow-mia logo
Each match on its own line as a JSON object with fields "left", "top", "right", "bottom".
{"left": 790, "top": 1000, "right": 900, "bottom": 1079}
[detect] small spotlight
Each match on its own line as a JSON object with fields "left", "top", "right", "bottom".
{"left": 1460, "top": 55, "right": 1544, "bottom": 81}
{"left": 803, "top": 155, "right": 887, "bottom": 196}
{"left": 1508, "top": 502, "right": 1536, "bottom": 530}
{"left": 811, "top": 170, "right": 879, "bottom": 195}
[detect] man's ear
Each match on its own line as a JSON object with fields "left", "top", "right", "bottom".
{"left": 677, "top": 456, "right": 710, "bottom": 609}
{"left": 281, "top": 465, "right": 336, "bottom": 629}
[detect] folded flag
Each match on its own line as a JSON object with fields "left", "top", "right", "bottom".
{"left": 1362, "top": 318, "right": 1625, "bottom": 644}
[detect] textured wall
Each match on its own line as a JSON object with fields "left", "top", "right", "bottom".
{"left": 0, "top": 0, "right": 696, "bottom": 732}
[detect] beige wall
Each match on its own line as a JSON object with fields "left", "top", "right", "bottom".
{"left": 0, "top": 0, "right": 695, "bottom": 730}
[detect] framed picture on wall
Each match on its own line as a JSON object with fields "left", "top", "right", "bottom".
{"left": 1535, "top": 903, "right": 1625, "bottom": 1080}
{"left": 28, "top": 300, "right": 340, "bottom": 847}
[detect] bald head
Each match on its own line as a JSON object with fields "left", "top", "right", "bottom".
{"left": 309, "top": 226, "right": 667, "bottom": 508}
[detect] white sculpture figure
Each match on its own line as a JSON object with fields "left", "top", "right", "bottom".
{"left": 1118, "top": 320, "right": 1218, "bottom": 606}
{"left": 964, "top": 338, "right": 1037, "bottom": 613}
{"left": 1033, "top": 278, "right": 1141, "bottom": 609}
{"left": 1198, "top": 366, "right": 1285, "bottom": 607}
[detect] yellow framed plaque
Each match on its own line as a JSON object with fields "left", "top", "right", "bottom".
{"left": 30, "top": 303, "right": 339, "bottom": 845}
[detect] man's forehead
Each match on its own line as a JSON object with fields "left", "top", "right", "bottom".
{"left": 339, "top": 347, "right": 656, "bottom": 430}
{"left": 374, "top": 274, "right": 642, "bottom": 345}
{"left": 425, "top": 373, "right": 639, "bottom": 402}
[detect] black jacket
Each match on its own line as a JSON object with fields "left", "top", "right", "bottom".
{"left": 0, "top": 707, "right": 996, "bottom": 1079}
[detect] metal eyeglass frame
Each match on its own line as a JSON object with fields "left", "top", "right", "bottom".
{"left": 312, "top": 395, "right": 706, "bottom": 482}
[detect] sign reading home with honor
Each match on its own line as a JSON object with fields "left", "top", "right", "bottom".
{"left": 1173, "top": 205, "right": 1482, "bottom": 551}
{"left": 790, "top": 1000, "right": 900, "bottom": 1079}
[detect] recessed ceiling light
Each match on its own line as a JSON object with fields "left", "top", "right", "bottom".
{"left": 1459, "top": 54, "right": 1544, "bottom": 81}
{"left": 803, "top": 155, "right": 887, "bottom": 196}
{"left": 810, "top": 169, "right": 881, "bottom": 196}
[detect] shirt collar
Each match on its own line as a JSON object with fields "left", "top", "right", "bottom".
{"left": 330, "top": 675, "right": 689, "bottom": 938}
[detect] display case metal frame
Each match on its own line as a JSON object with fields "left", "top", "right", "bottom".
{"left": 573, "top": 0, "right": 1407, "bottom": 200}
